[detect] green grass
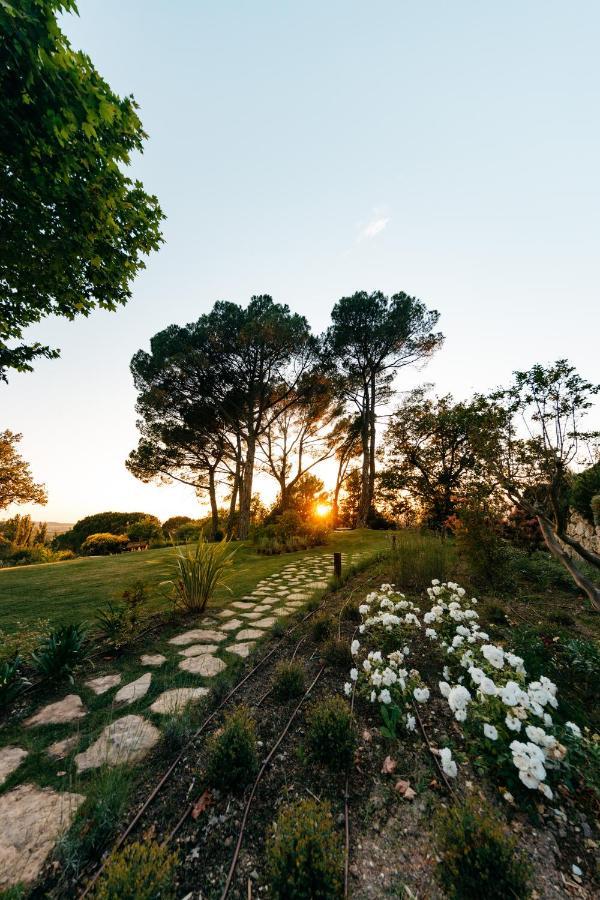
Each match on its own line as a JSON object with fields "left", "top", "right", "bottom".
{"left": 0, "top": 530, "right": 388, "bottom": 631}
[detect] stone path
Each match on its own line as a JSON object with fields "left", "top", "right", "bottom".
{"left": 0, "top": 546, "right": 372, "bottom": 890}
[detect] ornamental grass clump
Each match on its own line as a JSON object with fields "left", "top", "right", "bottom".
{"left": 204, "top": 706, "right": 258, "bottom": 793}
{"left": 166, "top": 537, "right": 235, "bottom": 613}
{"left": 93, "top": 840, "right": 178, "bottom": 900}
{"left": 435, "top": 798, "right": 532, "bottom": 899}
{"left": 272, "top": 660, "right": 305, "bottom": 701}
{"left": 267, "top": 799, "right": 344, "bottom": 899}
{"left": 305, "top": 697, "right": 356, "bottom": 772}
{"left": 323, "top": 637, "right": 353, "bottom": 670}
{"left": 311, "top": 614, "right": 333, "bottom": 643}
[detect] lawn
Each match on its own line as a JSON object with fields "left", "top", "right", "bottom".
{"left": 0, "top": 529, "right": 389, "bottom": 631}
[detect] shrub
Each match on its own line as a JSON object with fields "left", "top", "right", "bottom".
{"left": 435, "top": 798, "right": 532, "bottom": 899}
{"left": 305, "top": 697, "right": 356, "bottom": 772}
{"left": 455, "top": 504, "right": 515, "bottom": 592}
{"left": 126, "top": 515, "right": 161, "bottom": 543}
{"left": 56, "top": 549, "right": 76, "bottom": 561}
{"left": 267, "top": 799, "right": 343, "bottom": 899}
{"left": 485, "top": 602, "right": 507, "bottom": 625}
{"left": 81, "top": 533, "right": 129, "bottom": 556}
{"left": 323, "top": 638, "right": 353, "bottom": 670}
{"left": 508, "top": 548, "right": 576, "bottom": 592}
{"left": 32, "top": 623, "right": 88, "bottom": 683}
{"left": 166, "top": 538, "right": 235, "bottom": 613}
{"left": 341, "top": 601, "right": 361, "bottom": 623}
{"left": 0, "top": 657, "right": 30, "bottom": 711}
{"left": 54, "top": 511, "right": 154, "bottom": 552}
{"left": 272, "top": 661, "right": 305, "bottom": 701}
{"left": 390, "top": 529, "right": 455, "bottom": 592}
{"left": 204, "top": 706, "right": 258, "bottom": 792}
{"left": 93, "top": 840, "right": 178, "bottom": 900}
{"left": 162, "top": 515, "right": 192, "bottom": 536}
{"left": 311, "top": 614, "right": 333, "bottom": 643}
{"left": 160, "top": 713, "right": 194, "bottom": 757}
{"left": 96, "top": 581, "right": 150, "bottom": 650}
{"left": 570, "top": 462, "right": 600, "bottom": 524}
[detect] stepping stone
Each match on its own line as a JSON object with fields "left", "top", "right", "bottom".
{"left": 253, "top": 604, "right": 271, "bottom": 613}
{"left": 277, "top": 606, "right": 296, "bottom": 616}
{"left": 0, "top": 747, "right": 28, "bottom": 786}
{"left": 75, "top": 715, "right": 161, "bottom": 773}
{"left": 178, "top": 643, "right": 218, "bottom": 658}
{"left": 47, "top": 735, "right": 79, "bottom": 760}
{"left": 0, "top": 784, "right": 85, "bottom": 890}
{"left": 239, "top": 612, "right": 263, "bottom": 620}
{"left": 150, "top": 687, "right": 209, "bottom": 715}
{"left": 114, "top": 673, "right": 152, "bottom": 706}
{"left": 85, "top": 673, "right": 121, "bottom": 695}
{"left": 287, "top": 601, "right": 304, "bottom": 609}
{"left": 227, "top": 642, "right": 254, "bottom": 658}
{"left": 232, "top": 602, "right": 254, "bottom": 610}
{"left": 236, "top": 628, "right": 264, "bottom": 641}
{"left": 217, "top": 609, "right": 236, "bottom": 618}
{"left": 169, "top": 629, "right": 225, "bottom": 646}
{"left": 288, "top": 593, "right": 310, "bottom": 601}
{"left": 140, "top": 653, "right": 167, "bottom": 667}
{"left": 254, "top": 616, "right": 277, "bottom": 628}
{"left": 179, "top": 655, "right": 226, "bottom": 677}
{"left": 25, "top": 694, "right": 86, "bottom": 728}
{"left": 221, "top": 618, "right": 243, "bottom": 632}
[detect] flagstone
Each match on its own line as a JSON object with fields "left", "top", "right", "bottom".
{"left": 286, "top": 601, "right": 304, "bottom": 609}
{"left": 150, "top": 687, "right": 209, "bottom": 715}
{"left": 85, "top": 673, "right": 122, "bottom": 695}
{"left": 227, "top": 642, "right": 254, "bottom": 658}
{"left": 232, "top": 602, "right": 255, "bottom": 610}
{"left": 221, "top": 618, "right": 243, "bottom": 631}
{"left": 217, "top": 608, "right": 236, "bottom": 618}
{"left": 0, "top": 747, "right": 28, "bottom": 786}
{"left": 140, "top": 653, "right": 167, "bottom": 667}
{"left": 236, "top": 628, "right": 264, "bottom": 641}
{"left": 254, "top": 616, "right": 277, "bottom": 628}
{"left": 24, "top": 694, "right": 86, "bottom": 728}
{"left": 169, "top": 628, "right": 225, "bottom": 646}
{"left": 179, "top": 655, "right": 226, "bottom": 677}
{"left": 239, "top": 612, "right": 263, "bottom": 620}
{"left": 75, "top": 715, "right": 161, "bottom": 772}
{"left": 114, "top": 673, "right": 152, "bottom": 706}
{"left": 178, "top": 643, "right": 218, "bottom": 658}
{"left": 46, "top": 735, "right": 79, "bottom": 760}
{"left": 252, "top": 604, "right": 271, "bottom": 613}
{"left": 0, "top": 784, "right": 85, "bottom": 889}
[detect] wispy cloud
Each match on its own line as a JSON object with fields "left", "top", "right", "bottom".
{"left": 358, "top": 215, "right": 390, "bottom": 241}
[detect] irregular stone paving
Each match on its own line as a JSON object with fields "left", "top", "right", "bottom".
{"left": 168, "top": 628, "right": 225, "bottom": 645}
{"left": 24, "top": 694, "right": 86, "bottom": 728}
{"left": 47, "top": 735, "right": 79, "bottom": 759}
{"left": 75, "top": 715, "right": 161, "bottom": 773}
{"left": 0, "top": 784, "right": 85, "bottom": 888}
{"left": 114, "top": 672, "right": 152, "bottom": 705}
{"left": 85, "top": 673, "right": 121, "bottom": 695}
{"left": 236, "top": 628, "right": 265, "bottom": 641}
{"left": 140, "top": 653, "right": 167, "bottom": 666}
{"left": 226, "top": 642, "right": 254, "bottom": 658}
{"left": 0, "top": 747, "right": 28, "bottom": 785}
{"left": 150, "top": 687, "right": 209, "bottom": 715}
{"left": 178, "top": 643, "right": 218, "bottom": 657}
{"left": 179, "top": 654, "right": 227, "bottom": 677}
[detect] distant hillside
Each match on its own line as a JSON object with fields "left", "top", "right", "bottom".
{"left": 40, "top": 522, "right": 73, "bottom": 537}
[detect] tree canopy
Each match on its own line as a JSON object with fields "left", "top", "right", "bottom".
{"left": 0, "top": 0, "right": 163, "bottom": 381}
{"left": 0, "top": 430, "right": 47, "bottom": 510}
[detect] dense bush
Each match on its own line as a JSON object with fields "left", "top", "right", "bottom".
{"left": 454, "top": 503, "right": 515, "bottom": 591}
{"left": 32, "top": 623, "right": 88, "bottom": 683}
{"left": 162, "top": 515, "right": 192, "bottom": 535}
{"left": 93, "top": 841, "right": 178, "bottom": 900}
{"left": 204, "top": 706, "right": 258, "bottom": 792}
{"left": 272, "top": 661, "right": 305, "bottom": 701}
{"left": 570, "top": 462, "right": 600, "bottom": 524}
{"left": 507, "top": 547, "right": 578, "bottom": 592}
{"left": 81, "top": 533, "right": 129, "bottom": 555}
{"left": 305, "top": 697, "right": 356, "bottom": 771}
{"left": 254, "top": 508, "right": 329, "bottom": 555}
{"left": 54, "top": 511, "right": 154, "bottom": 551}
{"left": 267, "top": 799, "right": 343, "bottom": 899}
{"left": 435, "top": 798, "right": 531, "bottom": 899}
{"left": 126, "top": 515, "right": 161, "bottom": 542}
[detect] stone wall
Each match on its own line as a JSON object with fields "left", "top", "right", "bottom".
{"left": 566, "top": 510, "right": 600, "bottom": 556}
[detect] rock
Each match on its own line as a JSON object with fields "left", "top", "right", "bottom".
{"left": 168, "top": 629, "right": 225, "bottom": 646}
{"left": 46, "top": 735, "right": 79, "bottom": 760}
{"left": 232, "top": 602, "right": 254, "bottom": 610}
{"left": 74, "top": 715, "right": 161, "bottom": 772}
{"left": 85, "top": 673, "right": 122, "bottom": 695}
{"left": 221, "top": 618, "right": 243, "bottom": 632}
{"left": 24, "top": 694, "right": 86, "bottom": 728}
{"left": 227, "top": 643, "right": 254, "bottom": 658}
{"left": 140, "top": 654, "right": 167, "bottom": 667}
{"left": 114, "top": 673, "right": 152, "bottom": 705}
{"left": 254, "top": 617, "right": 276, "bottom": 628}
{"left": 0, "top": 747, "right": 28, "bottom": 786}
{"left": 252, "top": 604, "right": 271, "bottom": 613}
{"left": 178, "top": 643, "right": 218, "bottom": 658}
{"left": 150, "top": 687, "right": 209, "bottom": 715}
{"left": 236, "top": 628, "right": 266, "bottom": 641}
{"left": 178, "top": 655, "right": 226, "bottom": 677}
{"left": 0, "top": 783, "right": 85, "bottom": 889}
{"left": 239, "top": 612, "right": 263, "bottom": 620}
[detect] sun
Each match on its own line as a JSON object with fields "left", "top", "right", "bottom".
{"left": 314, "top": 502, "right": 332, "bottom": 518}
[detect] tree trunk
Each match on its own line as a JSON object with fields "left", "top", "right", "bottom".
{"left": 237, "top": 433, "right": 256, "bottom": 540}
{"left": 208, "top": 467, "right": 219, "bottom": 540}
{"left": 357, "top": 385, "right": 370, "bottom": 528}
{"left": 367, "top": 371, "right": 377, "bottom": 516}
{"left": 537, "top": 516, "right": 600, "bottom": 611}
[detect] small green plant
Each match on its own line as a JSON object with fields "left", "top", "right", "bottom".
{"left": 267, "top": 798, "right": 344, "bottom": 899}
{"left": 486, "top": 602, "right": 507, "bottom": 625}
{"left": 204, "top": 706, "right": 258, "bottom": 792}
{"left": 272, "top": 661, "right": 305, "bottom": 701}
{"left": 0, "top": 885, "right": 26, "bottom": 900}
{"left": 0, "top": 656, "right": 30, "bottom": 711}
{"left": 435, "top": 798, "right": 532, "bottom": 899}
{"left": 165, "top": 538, "right": 235, "bottom": 613}
{"left": 341, "top": 601, "right": 361, "bottom": 623}
{"left": 305, "top": 697, "right": 356, "bottom": 772}
{"left": 95, "top": 581, "right": 150, "bottom": 650}
{"left": 93, "top": 840, "right": 178, "bottom": 900}
{"left": 306, "top": 596, "right": 320, "bottom": 612}
{"left": 379, "top": 703, "right": 401, "bottom": 740}
{"left": 160, "top": 713, "right": 194, "bottom": 757}
{"left": 32, "top": 623, "right": 88, "bottom": 683}
{"left": 311, "top": 614, "right": 333, "bottom": 643}
{"left": 323, "top": 638, "right": 353, "bottom": 670}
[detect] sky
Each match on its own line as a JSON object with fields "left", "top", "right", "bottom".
{"left": 3, "top": 0, "right": 599, "bottom": 523}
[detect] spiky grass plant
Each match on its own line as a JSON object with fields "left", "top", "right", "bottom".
{"left": 166, "top": 538, "right": 235, "bottom": 614}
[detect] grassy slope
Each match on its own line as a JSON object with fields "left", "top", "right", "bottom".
{"left": 0, "top": 530, "right": 388, "bottom": 630}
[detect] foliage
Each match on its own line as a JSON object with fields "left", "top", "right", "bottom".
{"left": 159, "top": 713, "right": 194, "bottom": 758}
{"left": 56, "top": 512, "right": 154, "bottom": 551}
{"left": 162, "top": 515, "right": 192, "bottom": 535}
{"left": 267, "top": 799, "right": 344, "bottom": 899}
{"left": 0, "top": 431, "right": 47, "bottom": 509}
{"left": 81, "top": 532, "right": 129, "bottom": 556}
{"left": 126, "top": 515, "right": 161, "bottom": 542}
{"left": 435, "top": 798, "right": 532, "bottom": 899}
{"left": 204, "top": 706, "right": 258, "bottom": 792}
{"left": 0, "top": 656, "right": 30, "bottom": 710}
{"left": 507, "top": 547, "right": 579, "bottom": 593}
{"left": 272, "top": 661, "right": 306, "bottom": 701}
{"left": 0, "top": 0, "right": 163, "bottom": 381}
{"left": 166, "top": 538, "right": 235, "bottom": 614}
{"left": 341, "top": 601, "right": 361, "bottom": 623}
{"left": 454, "top": 502, "right": 515, "bottom": 592}
{"left": 32, "top": 623, "right": 88, "bottom": 682}
{"left": 95, "top": 581, "right": 149, "bottom": 650}
{"left": 311, "top": 614, "right": 333, "bottom": 643}
{"left": 0, "top": 618, "right": 49, "bottom": 664}
{"left": 323, "top": 638, "right": 353, "bottom": 670}
{"left": 389, "top": 529, "right": 455, "bottom": 592}
{"left": 570, "top": 461, "right": 600, "bottom": 524}
{"left": 305, "top": 697, "right": 356, "bottom": 771}
{"left": 93, "top": 840, "right": 178, "bottom": 900}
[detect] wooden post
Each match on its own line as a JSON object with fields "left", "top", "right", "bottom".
{"left": 391, "top": 534, "right": 397, "bottom": 551}
{"left": 333, "top": 552, "right": 342, "bottom": 579}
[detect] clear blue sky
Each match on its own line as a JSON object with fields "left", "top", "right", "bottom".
{"left": 3, "top": 0, "right": 599, "bottom": 522}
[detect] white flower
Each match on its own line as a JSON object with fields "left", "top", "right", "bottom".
{"left": 370, "top": 690, "right": 376, "bottom": 702}
{"left": 438, "top": 681, "right": 451, "bottom": 698}
{"left": 344, "top": 682, "right": 352, "bottom": 696}
{"left": 443, "top": 666, "right": 450, "bottom": 681}
{"left": 505, "top": 714, "right": 522, "bottom": 732}
{"left": 379, "top": 688, "right": 392, "bottom": 705}
{"left": 351, "top": 639, "right": 360, "bottom": 656}
{"left": 413, "top": 687, "right": 430, "bottom": 703}
{"left": 362, "top": 659, "right": 372, "bottom": 672}
{"left": 448, "top": 685, "right": 471, "bottom": 721}
{"left": 481, "top": 644, "right": 504, "bottom": 669}
{"left": 431, "top": 579, "right": 440, "bottom": 586}
{"left": 483, "top": 723, "right": 498, "bottom": 741}
{"left": 479, "top": 676, "right": 497, "bottom": 696}
{"left": 405, "top": 713, "right": 416, "bottom": 732}
{"left": 439, "top": 747, "right": 457, "bottom": 778}
{"left": 539, "top": 782, "right": 553, "bottom": 800}
{"left": 350, "top": 668, "right": 358, "bottom": 682}
{"left": 565, "top": 721, "right": 582, "bottom": 738}
{"left": 425, "top": 628, "right": 437, "bottom": 639}
{"left": 509, "top": 740, "right": 547, "bottom": 790}
{"left": 499, "top": 680, "right": 523, "bottom": 707}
